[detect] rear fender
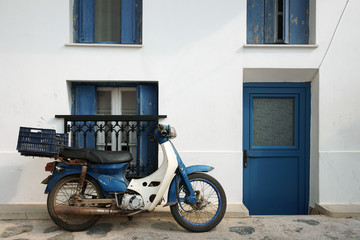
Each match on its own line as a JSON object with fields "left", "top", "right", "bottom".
{"left": 166, "top": 165, "right": 214, "bottom": 206}
{"left": 44, "top": 162, "right": 128, "bottom": 196}
{"left": 44, "top": 163, "right": 82, "bottom": 194}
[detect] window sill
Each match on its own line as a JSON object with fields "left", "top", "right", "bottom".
{"left": 243, "top": 44, "right": 318, "bottom": 49}
{"left": 65, "top": 43, "right": 143, "bottom": 48}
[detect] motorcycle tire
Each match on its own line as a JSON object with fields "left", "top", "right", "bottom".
{"left": 47, "top": 175, "right": 103, "bottom": 232}
{"left": 170, "top": 173, "right": 227, "bottom": 232}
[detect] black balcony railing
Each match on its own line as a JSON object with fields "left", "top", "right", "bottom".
{"left": 55, "top": 115, "right": 167, "bottom": 177}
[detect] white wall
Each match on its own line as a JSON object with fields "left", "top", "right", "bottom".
{"left": 310, "top": 71, "right": 320, "bottom": 207}
{"left": 317, "top": 0, "right": 360, "bottom": 204}
{"left": 0, "top": 0, "right": 359, "bottom": 207}
{"left": 0, "top": 0, "right": 245, "bottom": 204}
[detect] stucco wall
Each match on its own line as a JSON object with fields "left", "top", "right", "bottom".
{"left": 317, "top": 0, "right": 360, "bottom": 204}
{"left": 0, "top": 0, "right": 359, "bottom": 207}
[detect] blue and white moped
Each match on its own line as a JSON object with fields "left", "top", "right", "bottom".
{"left": 40, "top": 124, "right": 226, "bottom": 232}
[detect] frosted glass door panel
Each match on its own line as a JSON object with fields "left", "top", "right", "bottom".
{"left": 253, "top": 98, "right": 294, "bottom": 146}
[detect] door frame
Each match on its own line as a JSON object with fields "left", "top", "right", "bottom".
{"left": 243, "top": 82, "right": 311, "bottom": 214}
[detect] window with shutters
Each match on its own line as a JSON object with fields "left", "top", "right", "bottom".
{"left": 70, "top": 82, "right": 160, "bottom": 177}
{"left": 73, "top": 0, "right": 142, "bottom": 44}
{"left": 247, "top": 0, "right": 309, "bottom": 44}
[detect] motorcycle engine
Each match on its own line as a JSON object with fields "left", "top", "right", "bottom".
{"left": 122, "top": 194, "right": 144, "bottom": 210}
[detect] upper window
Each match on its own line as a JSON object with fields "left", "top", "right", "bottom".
{"left": 73, "top": 0, "right": 142, "bottom": 44}
{"left": 247, "top": 0, "right": 309, "bottom": 44}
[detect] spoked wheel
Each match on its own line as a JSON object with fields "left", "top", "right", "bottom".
{"left": 47, "top": 175, "right": 103, "bottom": 231}
{"left": 170, "top": 173, "right": 227, "bottom": 232}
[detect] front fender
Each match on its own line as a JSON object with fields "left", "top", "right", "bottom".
{"left": 166, "top": 165, "right": 214, "bottom": 206}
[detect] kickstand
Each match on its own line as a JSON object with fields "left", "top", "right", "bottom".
{"left": 127, "top": 216, "right": 133, "bottom": 221}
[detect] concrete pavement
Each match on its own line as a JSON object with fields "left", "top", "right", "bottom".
{"left": 1, "top": 215, "right": 360, "bottom": 240}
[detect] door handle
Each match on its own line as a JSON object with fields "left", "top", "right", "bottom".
{"left": 243, "top": 150, "right": 256, "bottom": 168}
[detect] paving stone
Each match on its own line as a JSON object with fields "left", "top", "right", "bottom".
{"left": 0, "top": 215, "right": 359, "bottom": 240}
{"left": 47, "top": 232, "right": 74, "bottom": 240}
{"left": 86, "top": 223, "right": 113, "bottom": 238}
{"left": 151, "top": 221, "right": 179, "bottom": 231}
{"left": 294, "top": 219, "right": 320, "bottom": 226}
{"left": 228, "top": 226, "right": 255, "bottom": 235}
{"left": 0, "top": 225, "right": 33, "bottom": 238}
{"left": 43, "top": 226, "right": 61, "bottom": 234}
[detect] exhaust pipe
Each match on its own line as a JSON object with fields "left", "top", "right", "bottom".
{"left": 54, "top": 205, "right": 123, "bottom": 215}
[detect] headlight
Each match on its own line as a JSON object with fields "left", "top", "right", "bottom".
{"left": 158, "top": 124, "right": 177, "bottom": 139}
{"left": 169, "top": 126, "right": 177, "bottom": 139}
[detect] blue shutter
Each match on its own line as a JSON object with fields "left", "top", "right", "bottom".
{"left": 121, "top": 0, "right": 142, "bottom": 44}
{"left": 73, "top": 0, "right": 80, "bottom": 43}
{"left": 137, "top": 85, "right": 158, "bottom": 116}
{"left": 248, "top": 0, "right": 308, "bottom": 44}
{"left": 283, "top": 0, "right": 290, "bottom": 43}
{"left": 79, "top": 0, "right": 95, "bottom": 43}
{"left": 75, "top": 0, "right": 142, "bottom": 44}
{"left": 135, "top": 0, "right": 142, "bottom": 44}
{"left": 137, "top": 85, "right": 158, "bottom": 176}
{"left": 74, "top": 85, "right": 96, "bottom": 148}
{"left": 247, "top": 0, "right": 265, "bottom": 44}
{"left": 289, "top": 0, "right": 309, "bottom": 44}
{"left": 264, "top": 0, "right": 276, "bottom": 43}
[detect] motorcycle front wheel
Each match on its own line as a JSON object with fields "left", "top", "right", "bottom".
{"left": 170, "top": 173, "right": 227, "bottom": 232}
{"left": 47, "top": 175, "right": 103, "bottom": 232}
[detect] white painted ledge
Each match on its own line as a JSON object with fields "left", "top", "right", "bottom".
{"left": 65, "top": 43, "right": 143, "bottom": 48}
{"left": 243, "top": 44, "right": 319, "bottom": 49}
{"left": 0, "top": 204, "right": 249, "bottom": 220}
{"left": 314, "top": 203, "right": 360, "bottom": 218}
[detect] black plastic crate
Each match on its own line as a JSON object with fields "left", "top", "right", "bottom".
{"left": 17, "top": 127, "right": 69, "bottom": 157}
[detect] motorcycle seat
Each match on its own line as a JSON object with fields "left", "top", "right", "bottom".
{"left": 60, "top": 147, "right": 133, "bottom": 164}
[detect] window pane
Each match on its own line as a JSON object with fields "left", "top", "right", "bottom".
{"left": 276, "top": 0, "right": 284, "bottom": 42}
{"left": 97, "top": 91, "right": 111, "bottom": 115}
{"left": 122, "top": 91, "right": 136, "bottom": 115}
{"left": 94, "top": 0, "right": 121, "bottom": 42}
{"left": 253, "top": 98, "right": 294, "bottom": 146}
{"left": 96, "top": 90, "right": 112, "bottom": 150}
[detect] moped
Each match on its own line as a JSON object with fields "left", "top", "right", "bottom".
{"left": 17, "top": 124, "right": 226, "bottom": 232}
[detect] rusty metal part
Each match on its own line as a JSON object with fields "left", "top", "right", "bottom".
{"left": 74, "top": 165, "right": 88, "bottom": 198}
{"left": 54, "top": 205, "right": 146, "bottom": 216}
{"left": 56, "top": 157, "right": 87, "bottom": 166}
{"left": 54, "top": 205, "right": 122, "bottom": 215}
{"left": 73, "top": 198, "right": 115, "bottom": 205}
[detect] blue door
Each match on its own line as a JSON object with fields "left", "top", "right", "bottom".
{"left": 243, "top": 83, "right": 310, "bottom": 215}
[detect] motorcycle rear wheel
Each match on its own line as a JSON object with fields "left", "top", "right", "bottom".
{"left": 170, "top": 173, "right": 227, "bottom": 232}
{"left": 47, "top": 175, "right": 103, "bottom": 231}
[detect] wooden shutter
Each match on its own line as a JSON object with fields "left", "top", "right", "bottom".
{"left": 137, "top": 84, "right": 158, "bottom": 176}
{"left": 74, "top": 85, "right": 96, "bottom": 148}
{"left": 247, "top": 0, "right": 265, "bottom": 44}
{"left": 264, "top": 0, "right": 276, "bottom": 43}
{"left": 75, "top": 0, "right": 142, "bottom": 44}
{"left": 121, "top": 0, "right": 142, "bottom": 44}
{"left": 78, "top": 0, "right": 95, "bottom": 43}
{"left": 247, "top": 0, "right": 308, "bottom": 44}
{"left": 289, "top": 0, "right": 309, "bottom": 44}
